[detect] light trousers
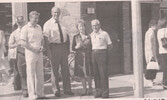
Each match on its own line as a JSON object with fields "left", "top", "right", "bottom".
{"left": 25, "top": 51, "right": 44, "bottom": 99}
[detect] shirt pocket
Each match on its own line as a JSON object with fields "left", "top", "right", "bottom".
{"left": 51, "top": 30, "right": 59, "bottom": 40}
{"left": 98, "top": 36, "right": 105, "bottom": 44}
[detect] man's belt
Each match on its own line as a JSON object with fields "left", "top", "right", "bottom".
{"left": 17, "top": 50, "right": 25, "bottom": 56}
{"left": 92, "top": 49, "right": 107, "bottom": 52}
{"left": 49, "top": 41, "right": 69, "bottom": 46}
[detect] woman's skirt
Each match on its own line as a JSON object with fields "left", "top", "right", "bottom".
{"left": 74, "top": 51, "right": 93, "bottom": 78}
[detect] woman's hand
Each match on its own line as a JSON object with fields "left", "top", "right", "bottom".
{"left": 75, "top": 42, "right": 82, "bottom": 49}
{"left": 32, "top": 48, "right": 41, "bottom": 54}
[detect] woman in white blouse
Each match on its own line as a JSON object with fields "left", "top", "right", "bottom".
{"left": 145, "top": 19, "right": 158, "bottom": 85}
{"left": 145, "top": 20, "right": 157, "bottom": 63}
{"left": 0, "top": 29, "right": 9, "bottom": 85}
{"left": 157, "top": 18, "right": 167, "bottom": 89}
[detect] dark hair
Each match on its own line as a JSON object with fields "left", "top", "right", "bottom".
{"left": 149, "top": 19, "right": 157, "bottom": 28}
{"left": 76, "top": 19, "right": 87, "bottom": 34}
{"left": 157, "top": 18, "right": 167, "bottom": 28}
{"left": 29, "top": 11, "right": 40, "bottom": 18}
{"left": 76, "top": 19, "right": 86, "bottom": 29}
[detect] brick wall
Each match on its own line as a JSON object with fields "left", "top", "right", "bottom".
{"left": 80, "top": 2, "right": 96, "bottom": 34}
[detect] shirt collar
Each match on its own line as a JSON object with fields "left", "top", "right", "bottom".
{"left": 93, "top": 29, "right": 102, "bottom": 35}
{"left": 27, "top": 22, "right": 39, "bottom": 28}
{"left": 17, "top": 27, "right": 22, "bottom": 32}
{"left": 50, "top": 17, "right": 60, "bottom": 24}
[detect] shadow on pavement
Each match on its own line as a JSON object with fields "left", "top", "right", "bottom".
{"left": 144, "top": 87, "right": 164, "bottom": 95}
{"left": 44, "top": 83, "right": 84, "bottom": 99}
{"left": 109, "top": 86, "right": 134, "bottom": 98}
{"left": 0, "top": 92, "right": 21, "bottom": 98}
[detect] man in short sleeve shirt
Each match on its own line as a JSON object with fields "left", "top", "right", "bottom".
{"left": 21, "top": 11, "right": 46, "bottom": 100}
{"left": 90, "top": 19, "right": 112, "bottom": 98}
{"left": 8, "top": 16, "right": 28, "bottom": 97}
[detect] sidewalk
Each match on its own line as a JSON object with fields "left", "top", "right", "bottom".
{"left": 0, "top": 72, "right": 166, "bottom": 100}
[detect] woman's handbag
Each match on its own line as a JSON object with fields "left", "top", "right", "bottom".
{"left": 145, "top": 59, "right": 159, "bottom": 80}
{"left": 161, "top": 28, "right": 167, "bottom": 48}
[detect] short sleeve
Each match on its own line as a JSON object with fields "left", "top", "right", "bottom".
{"left": 43, "top": 22, "right": 50, "bottom": 37}
{"left": 105, "top": 32, "right": 112, "bottom": 45}
{"left": 38, "top": 25, "right": 44, "bottom": 39}
{"left": 21, "top": 26, "right": 28, "bottom": 42}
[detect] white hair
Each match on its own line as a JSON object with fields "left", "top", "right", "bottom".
{"left": 91, "top": 19, "right": 100, "bottom": 25}
{"left": 51, "top": 6, "right": 60, "bottom": 13}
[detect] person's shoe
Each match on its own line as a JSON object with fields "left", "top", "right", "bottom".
{"left": 23, "top": 93, "right": 29, "bottom": 98}
{"left": 163, "top": 84, "right": 167, "bottom": 90}
{"left": 94, "top": 91, "right": 102, "bottom": 98}
{"left": 55, "top": 91, "right": 61, "bottom": 97}
{"left": 94, "top": 93, "right": 101, "bottom": 98}
{"left": 163, "top": 86, "right": 167, "bottom": 90}
{"left": 87, "top": 88, "right": 93, "bottom": 95}
{"left": 102, "top": 95, "right": 109, "bottom": 98}
{"left": 80, "top": 89, "right": 87, "bottom": 96}
{"left": 14, "top": 87, "right": 21, "bottom": 91}
{"left": 36, "top": 96, "right": 48, "bottom": 99}
{"left": 64, "top": 91, "right": 74, "bottom": 95}
{"left": 22, "top": 90, "right": 28, "bottom": 98}
{"left": 81, "top": 91, "right": 87, "bottom": 96}
{"left": 101, "top": 90, "right": 109, "bottom": 98}
{"left": 81, "top": 93, "right": 87, "bottom": 96}
{"left": 94, "top": 94, "right": 101, "bottom": 98}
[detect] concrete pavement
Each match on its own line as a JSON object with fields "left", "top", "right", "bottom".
{"left": 0, "top": 72, "right": 166, "bottom": 100}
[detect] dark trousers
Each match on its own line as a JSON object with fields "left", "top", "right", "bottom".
{"left": 50, "top": 43, "right": 71, "bottom": 92}
{"left": 92, "top": 50, "right": 109, "bottom": 97}
{"left": 11, "top": 58, "right": 21, "bottom": 90}
{"left": 160, "top": 54, "right": 167, "bottom": 86}
{"left": 17, "top": 53, "right": 27, "bottom": 93}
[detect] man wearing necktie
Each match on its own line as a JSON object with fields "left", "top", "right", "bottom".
{"left": 43, "top": 6, "right": 73, "bottom": 97}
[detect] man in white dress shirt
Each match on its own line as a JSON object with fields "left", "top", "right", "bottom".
{"left": 43, "top": 6, "right": 73, "bottom": 97}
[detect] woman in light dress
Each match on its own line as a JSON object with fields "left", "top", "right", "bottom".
{"left": 145, "top": 19, "right": 158, "bottom": 86}
{"left": 0, "top": 30, "right": 9, "bottom": 85}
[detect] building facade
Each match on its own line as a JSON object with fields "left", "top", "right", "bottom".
{"left": 1, "top": 1, "right": 166, "bottom": 75}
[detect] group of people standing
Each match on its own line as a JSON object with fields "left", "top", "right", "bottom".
{"left": 2, "top": 6, "right": 113, "bottom": 100}
{"left": 145, "top": 18, "right": 167, "bottom": 89}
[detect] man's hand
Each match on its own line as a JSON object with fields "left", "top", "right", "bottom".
{"left": 108, "top": 44, "right": 113, "bottom": 52}
{"left": 22, "top": 41, "right": 41, "bottom": 54}
{"left": 32, "top": 48, "right": 41, "bottom": 54}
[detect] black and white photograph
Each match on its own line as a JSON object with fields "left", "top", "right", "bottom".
{"left": 0, "top": 0, "right": 166, "bottom": 100}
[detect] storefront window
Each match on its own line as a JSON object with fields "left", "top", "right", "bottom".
{"left": 160, "top": 9, "right": 167, "bottom": 18}
{"left": 0, "top": 3, "right": 12, "bottom": 55}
